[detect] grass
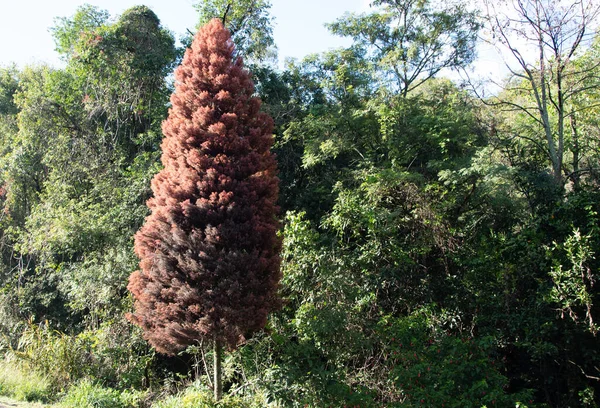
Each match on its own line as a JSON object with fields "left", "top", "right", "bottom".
{"left": 151, "top": 381, "right": 271, "bottom": 408}
{"left": 57, "top": 380, "right": 147, "bottom": 408}
{"left": 0, "top": 359, "right": 270, "bottom": 408}
{"left": 0, "top": 359, "right": 51, "bottom": 403}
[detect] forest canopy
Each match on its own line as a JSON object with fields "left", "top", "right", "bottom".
{"left": 0, "top": 0, "right": 599, "bottom": 407}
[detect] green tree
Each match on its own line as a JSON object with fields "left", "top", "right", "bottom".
{"left": 0, "top": 66, "right": 19, "bottom": 115}
{"left": 51, "top": 4, "right": 110, "bottom": 59}
{"left": 328, "top": 0, "right": 480, "bottom": 96}
{"left": 0, "top": 5, "right": 176, "bottom": 328}
{"left": 194, "top": 0, "right": 276, "bottom": 63}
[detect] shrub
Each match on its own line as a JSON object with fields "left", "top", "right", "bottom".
{"left": 12, "top": 319, "right": 152, "bottom": 392}
{"left": 13, "top": 321, "right": 90, "bottom": 391}
{"left": 77, "top": 320, "right": 153, "bottom": 389}
{"left": 380, "top": 312, "right": 533, "bottom": 407}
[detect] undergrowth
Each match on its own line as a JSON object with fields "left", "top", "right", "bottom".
{"left": 0, "top": 358, "right": 51, "bottom": 402}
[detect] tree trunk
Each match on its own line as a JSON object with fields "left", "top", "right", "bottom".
{"left": 214, "top": 337, "right": 223, "bottom": 401}
{"left": 570, "top": 110, "right": 580, "bottom": 189}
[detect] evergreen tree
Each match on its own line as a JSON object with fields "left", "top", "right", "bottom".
{"left": 127, "top": 18, "right": 280, "bottom": 400}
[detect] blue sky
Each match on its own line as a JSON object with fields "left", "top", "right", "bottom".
{"left": 0, "top": 0, "right": 370, "bottom": 68}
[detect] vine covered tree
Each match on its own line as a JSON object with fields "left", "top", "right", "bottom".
{"left": 127, "top": 19, "right": 281, "bottom": 400}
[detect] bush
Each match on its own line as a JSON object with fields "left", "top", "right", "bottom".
{"left": 14, "top": 321, "right": 90, "bottom": 391}
{"left": 77, "top": 320, "right": 153, "bottom": 389}
{"left": 12, "top": 318, "right": 152, "bottom": 391}
{"left": 380, "top": 312, "right": 533, "bottom": 407}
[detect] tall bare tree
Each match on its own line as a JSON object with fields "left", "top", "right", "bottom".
{"left": 483, "top": 0, "right": 600, "bottom": 184}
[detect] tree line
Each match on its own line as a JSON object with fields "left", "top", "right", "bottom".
{"left": 0, "top": 0, "right": 599, "bottom": 406}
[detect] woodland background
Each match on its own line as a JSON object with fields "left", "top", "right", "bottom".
{"left": 0, "top": 0, "right": 599, "bottom": 406}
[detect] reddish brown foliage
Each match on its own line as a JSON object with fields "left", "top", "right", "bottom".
{"left": 128, "top": 19, "right": 281, "bottom": 354}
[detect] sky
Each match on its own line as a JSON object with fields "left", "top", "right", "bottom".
{"left": 0, "top": 0, "right": 370, "bottom": 69}
{"left": 0, "top": 0, "right": 514, "bottom": 95}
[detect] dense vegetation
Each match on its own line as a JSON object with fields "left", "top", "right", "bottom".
{"left": 0, "top": 0, "right": 598, "bottom": 407}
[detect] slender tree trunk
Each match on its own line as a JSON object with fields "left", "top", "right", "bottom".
{"left": 556, "top": 57, "right": 566, "bottom": 185}
{"left": 214, "top": 337, "right": 223, "bottom": 401}
{"left": 570, "top": 110, "right": 580, "bottom": 189}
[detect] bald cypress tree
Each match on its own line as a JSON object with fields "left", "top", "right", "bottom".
{"left": 127, "top": 19, "right": 281, "bottom": 400}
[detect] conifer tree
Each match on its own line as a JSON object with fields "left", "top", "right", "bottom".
{"left": 127, "top": 19, "right": 280, "bottom": 399}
